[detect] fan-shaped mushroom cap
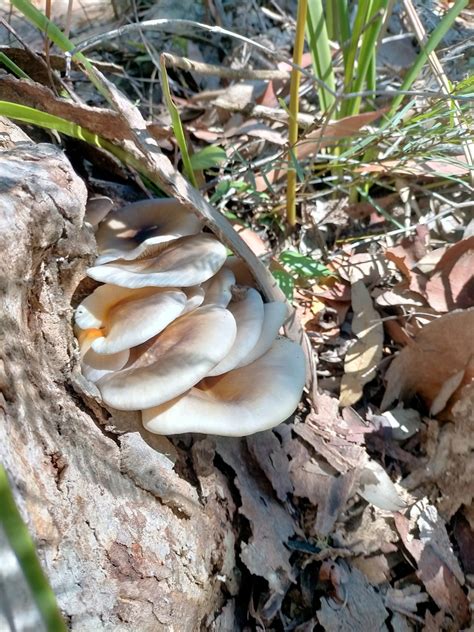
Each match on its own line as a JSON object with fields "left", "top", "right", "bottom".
{"left": 78, "top": 328, "right": 129, "bottom": 383}
{"left": 91, "top": 290, "right": 188, "bottom": 355}
{"left": 183, "top": 286, "right": 205, "bottom": 313}
{"left": 202, "top": 267, "right": 236, "bottom": 307}
{"left": 142, "top": 338, "right": 305, "bottom": 436}
{"left": 95, "top": 198, "right": 202, "bottom": 264}
{"left": 88, "top": 234, "right": 227, "bottom": 289}
{"left": 96, "top": 305, "right": 237, "bottom": 410}
{"left": 75, "top": 284, "right": 160, "bottom": 330}
{"left": 236, "top": 301, "right": 288, "bottom": 368}
{"left": 207, "top": 287, "right": 264, "bottom": 376}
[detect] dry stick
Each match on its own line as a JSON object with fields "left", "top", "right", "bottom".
{"left": 286, "top": 0, "right": 307, "bottom": 228}
{"left": 161, "top": 52, "right": 290, "bottom": 81}
{"left": 202, "top": 97, "right": 315, "bottom": 128}
{"left": 403, "top": 0, "right": 474, "bottom": 186}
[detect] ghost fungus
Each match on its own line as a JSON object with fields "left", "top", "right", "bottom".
{"left": 88, "top": 233, "right": 227, "bottom": 288}
{"left": 207, "top": 287, "right": 264, "bottom": 376}
{"left": 96, "top": 305, "right": 237, "bottom": 410}
{"left": 90, "top": 290, "right": 188, "bottom": 355}
{"left": 236, "top": 301, "right": 288, "bottom": 368}
{"left": 75, "top": 195, "right": 306, "bottom": 437}
{"left": 142, "top": 338, "right": 306, "bottom": 436}
{"left": 95, "top": 198, "right": 202, "bottom": 264}
{"left": 202, "top": 267, "right": 236, "bottom": 307}
{"left": 77, "top": 328, "right": 130, "bottom": 383}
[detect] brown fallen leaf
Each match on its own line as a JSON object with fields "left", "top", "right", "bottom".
{"left": 425, "top": 236, "right": 474, "bottom": 312}
{"left": 214, "top": 438, "right": 295, "bottom": 595}
{"left": 254, "top": 109, "right": 388, "bottom": 191}
{"left": 381, "top": 309, "right": 474, "bottom": 416}
{"left": 317, "top": 561, "right": 389, "bottom": 630}
{"left": 358, "top": 155, "right": 470, "bottom": 177}
{"left": 395, "top": 512, "right": 470, "bottom": 627}
{"left": 340, "top": 280, "right": 384, "bottom": 407}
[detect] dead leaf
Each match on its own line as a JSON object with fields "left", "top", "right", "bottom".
{"left": 395, "top": 512, "right": 470, "bottom": 627}
{"left": 215, "top": 438, "right": 295, "bottom": 595}
{"left": 287, "top": 437, "right": 357, "bottom": 536}
{"left": 246, "top": 431, "right": 293, "bottom": 501}
{"left": 254, "top": 110, "right": 388, "bottom": 191}
{"left": 297, "top": 109, "right": 389, "bottom": 161}
{"left": 381, "top": 309, "right": 474, "bottom": 415}
{"left": 337, "top": 252, "right": 395, "bottom": 286}
{"left": 359, "top": 155, "right": 470, "bottom": 177}
{"left": 231, "top": 224, "right": 269, "bottom": 256}
{"left": 317, "top": 562, "right": 389, "bottom": 631}
{"left": 425, "top": 237, "right": 474, "bottom": 312}
{"left": 0, "top": 75, "right": 162, "bottom": 143}
{"left": 357, "top": 459, "right": 406, "bottom": 512}
{"left": 340, "top": 281, "right": 384, "bottom": 407}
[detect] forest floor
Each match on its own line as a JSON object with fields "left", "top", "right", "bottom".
{"left": 1, "top": 0, "right": 473, "bottom": 630}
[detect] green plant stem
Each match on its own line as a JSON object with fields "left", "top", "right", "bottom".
{"left": 0, "top": 465, "right": 67, "bottom": 632}
{"left": 159, "top": 54, "right": 198, "bottom": 187}
{"left": 306, "top": 0, "right": 336, "bottom": 114}
{"left": 388, "top": 0, "right": 468, "bottom": 116}
{"left": 287, "top": 0, "right": 308, "bottom": 228}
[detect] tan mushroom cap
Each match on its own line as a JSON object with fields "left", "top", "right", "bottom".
{"left": 142, "top": 338, "right": 306, "bottom": 436}
{"left": 183, "top": 286, "right": 205, "bottom": 313}
{"left": 88, "top": 234, "right": 227, "bottom": 289}
{"left": 91, "top": 290, "right": 188, "bottom": 355}
{"left": 236, "top": 301, "right": 288, "bottom": 368}
{"left": 96, "top": 305, "right": 237, "bottom": 411}
{"left": 202, "top": 267, "right": 236, "bottom": 307}
{"left": 78, "top": 328, "right": 129, "bottom": 383}
{"left": 95, "top": 198, "right": 202, "bottom": 264}
{"left": 207, "top": 287, "right": 264, "bottom": 376}
{"left": 75, "top": 284, "right": 161, "bottom": 330}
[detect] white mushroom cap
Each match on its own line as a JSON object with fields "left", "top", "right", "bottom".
{"left": 91, "top": 290, "right": 188, "bottom": 355}
{"left": 78, "top": 328, "right": 130, "bottom": 383}
{"left": 96, "top": 305, "right": 237, "bottom": 410}
{"left": 207, "top": 287, "right": 264, "bottom": 376}
{"left": 75, "top": 284, "right": 162, "bottom": 330}
{"left": 202, "top": 267, "right": 236, "bottom": 307}
{"left": 95, "top": 198, "right": 202, "bottom": 264}
{"left": 236, "top": 301, "right": 288, "bottom": 368}
{"left": 142, "top": 338, "right": 305, "bottom": 436}
{"left": 183, "top": 286, "right": 205, "bottom": 313}
{"left": 87, "top": 234, "right": 228, "bottom": 289}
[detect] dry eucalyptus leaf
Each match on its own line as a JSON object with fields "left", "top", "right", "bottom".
{"left": 358, "top": 459, "right": 406, "bottom": 512}
{"left": 381, "top": 309, "right": 474, "bottom": 415}
{"left": 425, "top": 237, "right": 474, "bottom": 312}
{"left": 340, "top": 281, "right": 383, "bottom": 407}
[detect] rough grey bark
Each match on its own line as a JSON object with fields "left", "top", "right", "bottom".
{"left": 0, "top": 121, "right": 236, "bottom": 631}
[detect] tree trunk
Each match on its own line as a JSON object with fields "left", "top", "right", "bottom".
{"left": 0, "top": 120, "right": 236, "bottom": 631}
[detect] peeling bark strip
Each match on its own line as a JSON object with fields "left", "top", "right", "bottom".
{"left": 0, "top": 120, "right": 235, "bottom": 630}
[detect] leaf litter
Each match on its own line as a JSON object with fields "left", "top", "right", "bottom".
{"left": 4, "top": 0, "right": 474, "bottom": 629}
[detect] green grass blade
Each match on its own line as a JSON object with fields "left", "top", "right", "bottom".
{"left": 344, "top": 0, "right": 387, "bottom": 116}
{"left": 389, "top": 0, "right": 469, "bottom": 116}
{"left": 0, "top": 52, "right": 30, "bottom": 79}
{"left": 0, "top": 465, "right": 67, "bottom": 632}
{"left": 333, "top": 0, "right": 351, "bottom": 68}
{"left": 159, "top": 55, "right": 198, "bottom": 187}
{"left": 9, "top": 0, "right": 108, "bottom": 99}
{"left": 306, "top": 0, "right": 336, "bottom": 113}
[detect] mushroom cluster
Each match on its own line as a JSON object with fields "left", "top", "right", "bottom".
{"left": 75, "top": 198, "right": 305, "bottom": 436}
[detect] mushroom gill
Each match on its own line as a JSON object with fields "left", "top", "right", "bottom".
{"left": 75, "top": 197, "right": 305, "bottom": 436}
